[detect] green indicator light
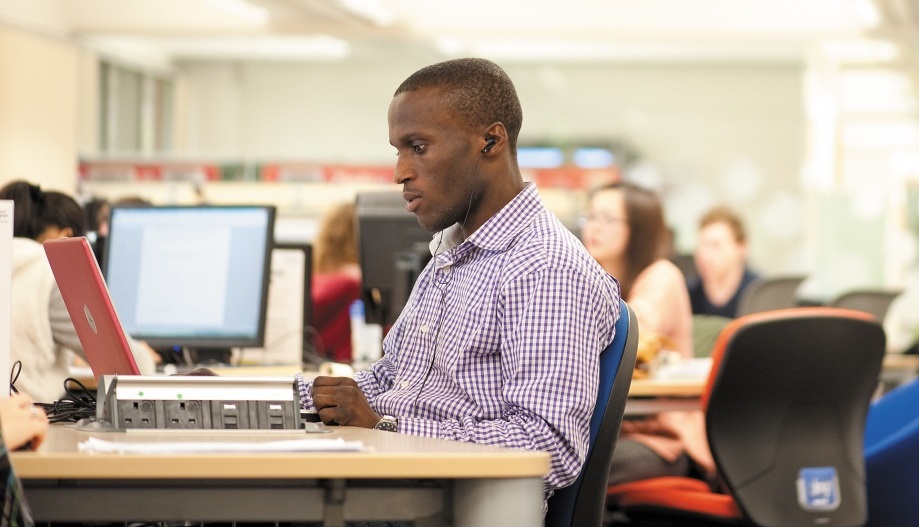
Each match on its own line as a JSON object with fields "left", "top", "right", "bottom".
{"left": 177, "top": 393, "right": 183, "bottom": 399}
{"left": 138, "top": 392, "right": 144, "bottom": 397}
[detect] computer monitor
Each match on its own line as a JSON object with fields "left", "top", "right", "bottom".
{"left": 274, "top": 242, "right": 313, "bottom": 331}
{"left": 355, "top": 192, "right": 432, "bottom": 326}
{"left": 103, "top": 205, "right": 276, "bottom": 360}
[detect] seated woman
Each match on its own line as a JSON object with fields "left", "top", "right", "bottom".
{"left": 581, "top": 182, "right": 708, "bottom": 488}
{"left": 581, "top": 181, "right": 692, "bottom": 358}
{"left": 311, "top": 202, "right": 362, "bottom": 364}
{"left": 1, "top": 181, "right": 157, "bottom": 403}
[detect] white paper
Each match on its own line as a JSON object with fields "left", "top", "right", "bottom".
{"left": 235, "top": 248, "right": 305, "bottom": 365}
{"left": 654, "top": 358, "right": 713, "bottom": 380}
{"left": 0, "top": 200, "right": 12, "bottom": 397}
{"left": 78, "top": 436, "right": 364, "bottom": 454}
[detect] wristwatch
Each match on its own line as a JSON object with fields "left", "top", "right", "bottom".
{"left": 374, "top": 415, "right": 398, "bottom": 432}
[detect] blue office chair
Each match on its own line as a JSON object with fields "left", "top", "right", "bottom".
{"left": 864, "top": 376, "right": 919, "bottom": 527}
{"left": 545, "top": 299, "right": 639, "bottom": 527}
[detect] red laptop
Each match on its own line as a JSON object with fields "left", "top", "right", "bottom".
{"left": 43, "top": 237, "right": 141, "bottom": 379}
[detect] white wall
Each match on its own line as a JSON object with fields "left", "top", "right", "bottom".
{"left": 0, "top": 23, "right": 80, "bottom": 193}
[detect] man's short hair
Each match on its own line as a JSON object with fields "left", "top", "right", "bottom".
{"left": 699, "top": 206, "right": 747, "bottom": 243}
{"left": 394, "top": 58, "right": 523, "bottom": 154}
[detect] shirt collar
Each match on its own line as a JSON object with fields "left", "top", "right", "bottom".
{"left": 428, "top": 182, "right": 541, "bottom": 258}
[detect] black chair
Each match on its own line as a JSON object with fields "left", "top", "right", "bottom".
{"left": 545, "top": 299, "right": 639, "bottom": 527}
{"left": 611, "top": 307, "right": 886, "bottom": 526}
{"left": 735, "top": 275, "right": 807, "bottom": 317}
{"left": 829, "top": 289, "right": 902, "bottom": 322}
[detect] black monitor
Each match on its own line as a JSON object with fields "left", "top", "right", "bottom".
{"left": 103, "top": 205, "right": 276, "bottom": 361}
{"left": 355, "top": 192, "right": 432, "bottom": 326}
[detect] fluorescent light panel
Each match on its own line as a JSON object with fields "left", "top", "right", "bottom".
{"left": 207, "top": 0, "right": 269, "bottom": 24}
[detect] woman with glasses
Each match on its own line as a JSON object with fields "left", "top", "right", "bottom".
{"left": 581, "top": 181, "right": 692, "bottom": 358}
{"left": 582, "top": 182, "right": 710, "bottom": 492}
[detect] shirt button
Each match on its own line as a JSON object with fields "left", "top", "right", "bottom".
{"left": 401, "top": 381, "right": 410, "bottom": 389}
{"left": 420, "top": 324, "right": 430, "bottom": 334}
{"left": 443, "top": 266, "right": 451, "bottom": 274}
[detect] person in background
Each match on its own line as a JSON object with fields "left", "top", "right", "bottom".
{"left": 311, "top": 201, "right": 362, "bottom": 364}
{"left": 687, "top": 206, "right": 760, "bottom": 318}
{"left": 0, "top": 393, "right": 48, "bottom": 527}
{"left": 81, "top": 196, "right": 110, "bottom": 266}
{"left": 82, "top": 196, "right": 110, "bottom": 237}
{"left": 580, "top": 181, "right": 710, "bottom": 490}
{"left": 581, "top": 181, "right": 693, "bottom": 358}
{"left": 0, "top": 180, "right": 157, "bottom": 403}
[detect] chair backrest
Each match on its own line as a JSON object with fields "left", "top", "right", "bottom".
{"left": 864, "top": 377, "right": 919, "bottom": 527}
{"left": 691, "top": 314, "right": 732, "bottom": 358}
{"left": 545, "top": 299, "right": 639, "bottom": 527}
{"left": 829, "top": 289, "right": 902, "bottom": 322}
{"left": 704, "top": 308, "right": 885, "bottom": 527}
{"left": 735, "top": 275, "right": 807, "bottom": 317}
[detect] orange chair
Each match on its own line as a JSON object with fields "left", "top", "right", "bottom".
{"left": 607, "top": 308, "right": 886, "bottom": 527}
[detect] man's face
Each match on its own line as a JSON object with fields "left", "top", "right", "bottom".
{"left": 694, "top": 221, "right": 746, "bottom": 279}
{"left": 388, "top": 87, "right": 481, "bottom": 233}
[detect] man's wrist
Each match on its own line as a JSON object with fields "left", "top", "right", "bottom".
{"left": 373, "top": 415, "right": 398, "bottom": 432}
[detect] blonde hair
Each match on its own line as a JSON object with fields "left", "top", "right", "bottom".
{"left": 313, "top": 202, "right": 359, "bottom": 274}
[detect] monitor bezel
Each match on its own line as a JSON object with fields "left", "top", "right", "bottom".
{"left": 102, "top": 204, "right": 277, "bottom": 349}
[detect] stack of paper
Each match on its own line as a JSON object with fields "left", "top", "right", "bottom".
{"left": 79, "top": 436, "right": 364, "bottom": 454}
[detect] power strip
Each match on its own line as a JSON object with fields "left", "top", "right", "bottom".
{"left": 97, "top": 375, "right": 302, "bottom": 430}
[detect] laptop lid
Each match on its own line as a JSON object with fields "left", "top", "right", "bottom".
{"left": 43, "top": 237, "right": 140, "bottom": 379}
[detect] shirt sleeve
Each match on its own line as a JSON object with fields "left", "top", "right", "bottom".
{"left": 295, "top": 340, "right": 399, "bottom": 411}
{"left": 397, "top": 267, "right": 618, "bottom": 493}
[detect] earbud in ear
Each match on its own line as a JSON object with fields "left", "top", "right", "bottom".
{"left": 481, "top": 137, "right": 497, "bottom": 153}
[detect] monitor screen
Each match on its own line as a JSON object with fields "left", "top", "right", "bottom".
{"left": 273, "top": 242, "right": 313, "bottom": 334}
{"left": 103, "top": 205, "right": 276, "bottom": 350}
{"left": 355, "top": 192, "right": 432, "bottom": 326}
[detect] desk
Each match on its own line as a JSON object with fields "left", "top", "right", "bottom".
{"left": 13, "top": 425, "right": 549, "bottom": 526}
{"left": 626, "top": 377, "right": 704, "bottom": 416}
{"left": 624, "top": 353, "right": 919, "bottom": 416}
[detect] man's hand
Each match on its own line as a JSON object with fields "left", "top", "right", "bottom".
{"left": 311, "top": 376, "right": 380, "bottom": 428}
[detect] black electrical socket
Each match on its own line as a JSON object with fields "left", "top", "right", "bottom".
{"left": 116, "top": 400, "right": 157, "bottom": 429}
{"left": 163, "top": 400, "right": 206, "bottom": 429}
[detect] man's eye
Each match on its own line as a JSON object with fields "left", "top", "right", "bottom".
{"left": 412, "top": 144, "right": 426, "bottom": 154}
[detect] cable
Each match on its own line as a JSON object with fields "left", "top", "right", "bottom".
{"left": 36, "top": 378, "right": 97, "bottom": 424}
{"left": 9, "top": 360, "right": 22, "bottom": 395}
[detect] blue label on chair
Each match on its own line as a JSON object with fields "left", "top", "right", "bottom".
{"left": 796, "top": 467, "right": 841, "bottom": 511}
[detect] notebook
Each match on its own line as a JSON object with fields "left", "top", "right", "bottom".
{"left": 43, "top": 237, "right": 140, "bottom": 379}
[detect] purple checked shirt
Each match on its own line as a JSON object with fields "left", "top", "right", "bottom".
{"left": 298, "top": 183, "right": 620, "bottom": 503}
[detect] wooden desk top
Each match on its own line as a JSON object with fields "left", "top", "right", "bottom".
{"left": 628, "top": 377, "right": 705, "bottom": 398}
{"left": 882, "top": 353, "right": 919, "bottom": 372}
{"left": 627, "top": 353, "right": 917, "bottom": 399}
{"left": 12, "top": 425, "right": 550, "bottom": 481}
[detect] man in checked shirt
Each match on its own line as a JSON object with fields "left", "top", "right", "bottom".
{"left": 302, "top": 57, "right": 621, "bottom": 511}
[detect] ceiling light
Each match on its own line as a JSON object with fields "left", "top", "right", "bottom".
{"left": 336, "top": 0, "right": 396, "bottom": 27}
{"left": 854, "top": 0, "right": 881, "bottom": 28}
{"left": 167, "top": 35, "right": 351, "bottom": 60}
{"left": 207, "top": 0, "right": 269, "bottom": 24}
{"left": 821, "top": 38, "right": 898, "bottom": 62}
